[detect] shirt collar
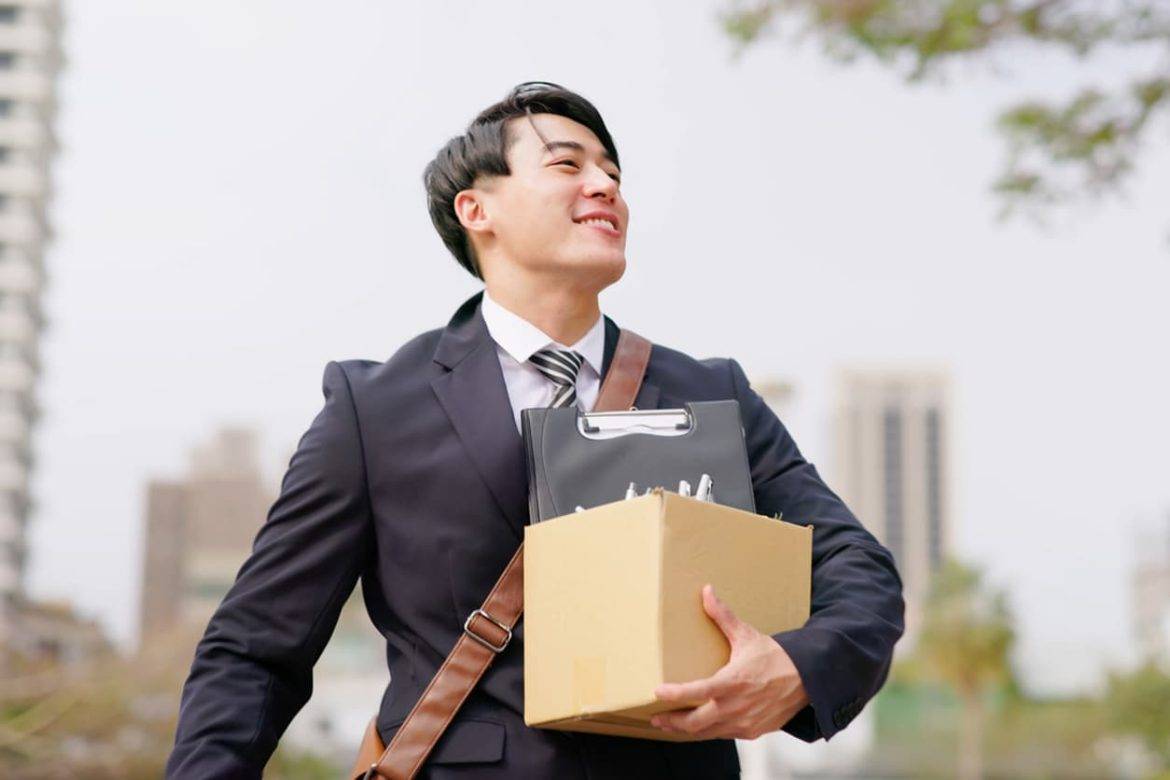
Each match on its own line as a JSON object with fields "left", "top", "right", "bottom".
{"left": 481, "top": 288, "right": 605, "bottom": 375}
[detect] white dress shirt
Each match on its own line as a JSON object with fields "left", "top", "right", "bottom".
{"left": 480, "top": 289, "right": 605, "bottom": 434}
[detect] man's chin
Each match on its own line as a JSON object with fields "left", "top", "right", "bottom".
{"left": 529, "top": 252, "right": 626, "bottom": 288}
{"left": 579, "top": 254, "right": 626, "bottom": 288}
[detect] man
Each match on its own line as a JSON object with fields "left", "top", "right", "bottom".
{"left": 166, "top": 82, "right": 904, "bottom": 778}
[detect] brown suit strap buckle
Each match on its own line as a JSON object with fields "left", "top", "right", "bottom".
{"left": 462, "top": 608, "right": 512, "bottom": 653}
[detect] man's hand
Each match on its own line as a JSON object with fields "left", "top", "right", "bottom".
{"left": 651, "top": 584, "right": 810, "bottom": 740}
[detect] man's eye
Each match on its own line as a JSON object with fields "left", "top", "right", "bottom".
{"left": 555, "top": 159, "right": 579, "bottom": 169}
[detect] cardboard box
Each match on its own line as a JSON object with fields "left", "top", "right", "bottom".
{"left": 523, "top": 488, "right": 812, "bottom": 741}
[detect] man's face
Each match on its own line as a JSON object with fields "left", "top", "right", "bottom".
{"left": 469, "top": 113, "right": 628, "bottom": 286}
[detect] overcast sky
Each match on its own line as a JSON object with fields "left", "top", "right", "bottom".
{"left": 26, "top": 0, "right": 1170, "bottom": 696}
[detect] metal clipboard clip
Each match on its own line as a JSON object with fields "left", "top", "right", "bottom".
{"left": 577, "top": 407, "right": 693, "bottom": 440}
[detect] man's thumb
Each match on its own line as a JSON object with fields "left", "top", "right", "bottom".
{"left": 702, "top": 584, "right": 747, "bottom": 643}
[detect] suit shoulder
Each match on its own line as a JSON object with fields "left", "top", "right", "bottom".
{"left": 645, "top": 337, "right": 738, "bottom": 397}
{"left": 328, "top": 326, "right": 445, "bottom": 387}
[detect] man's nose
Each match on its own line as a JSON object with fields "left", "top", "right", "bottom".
{"left": 582, "top": 165, "right": 618, "bottom": 199}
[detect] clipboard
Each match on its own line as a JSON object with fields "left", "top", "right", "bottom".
{"left": 521, "top": 399, "right": 756, "bottom": 523}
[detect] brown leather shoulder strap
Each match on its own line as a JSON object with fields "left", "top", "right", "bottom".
{"left": 354, "top": 328, "right": 651, "bottom": 780}
{"left": 593, "top": 328, "right": 652, "bottom": 412}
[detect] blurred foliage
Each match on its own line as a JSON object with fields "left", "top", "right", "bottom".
{"left": 917, "top": 558, "right": 1015, "bottom": 779}
{"left": 871, "top": 681, "right": 1112, "bottom": 778}
{"left": 0, "top": 628, "right": 344, "bottom": 779}
{"left": 869, "top": 557, "right": 1170, "bottom": 778}
{"left": 1104, "top": 659, "right": 1170, "bottom": 771}
{"left": 720, "top": 1, "right": 1170, "bottom": 226}
{"left": 916, "top": 558, "right": 1015, "bottom": 698}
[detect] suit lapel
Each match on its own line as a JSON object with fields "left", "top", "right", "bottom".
{"left": 431, "top": 291, "right": 528, "bottom": 539}
{"left": 432, "top": 292, "right": 661, "bottom": 540}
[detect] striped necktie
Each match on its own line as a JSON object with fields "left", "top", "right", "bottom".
{"left": 528, "top": 347, "right": 585, "bottom": 408}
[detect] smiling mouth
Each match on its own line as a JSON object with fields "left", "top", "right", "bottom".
{"left": 575, "top": 216, "right": 621, "bottom": 236}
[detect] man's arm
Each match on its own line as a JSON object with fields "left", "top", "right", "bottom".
{"left": 166, "top": 361, "right": 374, "bottom": 778}
{"left": 728, "top": 357, "right": 905, "bottom": 742}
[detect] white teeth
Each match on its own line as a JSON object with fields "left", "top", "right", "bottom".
{"left": 581, "top": 218, "right": 614, "bottom": 230}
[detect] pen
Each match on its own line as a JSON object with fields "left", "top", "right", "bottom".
{"left": 695, "top": 473, "right": 713, "bottom": 502}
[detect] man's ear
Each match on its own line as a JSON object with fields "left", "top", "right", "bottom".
{"left": 454, "top": 188, "right": 492, "bottom": 239}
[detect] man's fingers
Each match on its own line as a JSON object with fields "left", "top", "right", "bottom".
{"left": 651, "top": 698, "right": 722, "bottom": 734}
{"left": 702, "top": 584, "right": 752, "bottom": 643}
{"left": 654, "top": 670, "right": 735, "bottom": 704}
{"left": 654, "top": 677, "right": 716, "bottom": 704}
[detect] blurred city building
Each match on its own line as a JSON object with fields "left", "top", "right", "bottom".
{"left": 139, "top": 424, "right": 386, "bottom": 763}
{"left": 1131, "top": 510, "right": 1170, "bottom": 663}
{"left": 830, "top": 367, "right": 953, "bottom": 644}
{"left": 764, "top": 367, "right": 953, "bottom": 777}
{"left": 0, "top": 0, "right": 63, "bottom": 644}
{"left": 139, "top": 427, "right": 275, "bottom": 639}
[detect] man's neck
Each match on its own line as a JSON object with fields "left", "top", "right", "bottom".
{"left": 483, "top": 283, "right": 601, "bottom": 347}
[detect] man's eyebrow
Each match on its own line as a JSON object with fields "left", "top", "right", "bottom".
{"left": 541, "top": 140, "right": 617, "bottom": 167}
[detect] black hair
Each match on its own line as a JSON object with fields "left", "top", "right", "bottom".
{"left": 422, "top": 81, "right": 620, "bottom": 279}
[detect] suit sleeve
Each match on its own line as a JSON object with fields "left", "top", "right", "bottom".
{"left": 727, "top": 358, "right": 904, "bottom": 742}
{"left": 166, "top": 361, "right": 374, "bottom": 778}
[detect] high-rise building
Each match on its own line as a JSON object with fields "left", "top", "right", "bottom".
{"left": 831, "top": 368, "right": 952, "bottom": 639}
{"left": 0, "top": 0, "right": 63, "bottom": 639}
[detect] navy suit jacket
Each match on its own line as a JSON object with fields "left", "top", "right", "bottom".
{"left": 166, "top": 290, "right": 904, "bottom": 779}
